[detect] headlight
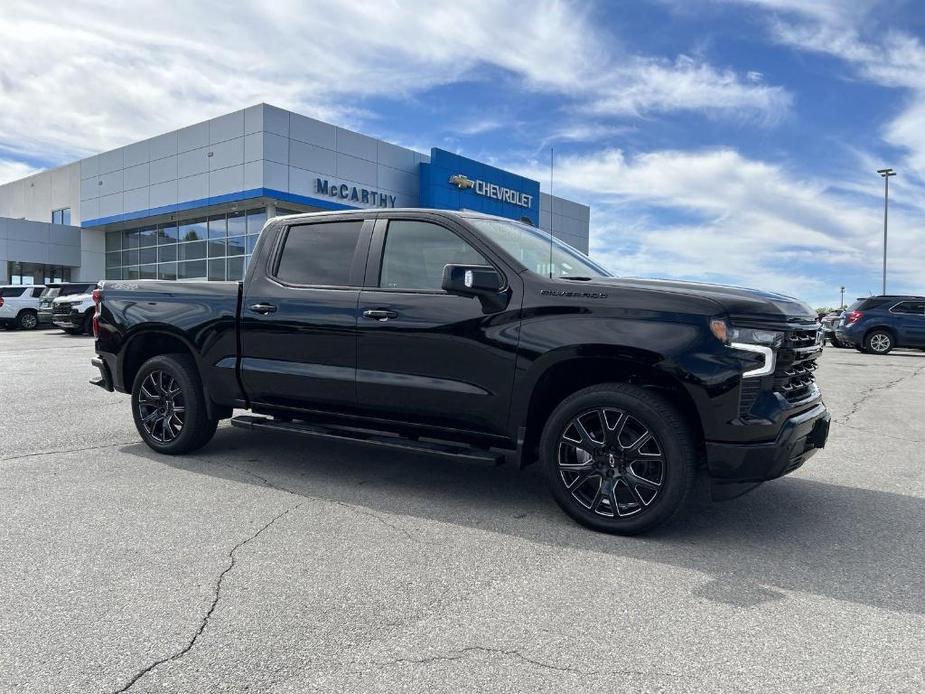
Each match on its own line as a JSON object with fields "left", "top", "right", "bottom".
{"left": 710, "top": 319, "right": 781, "bottom": 378}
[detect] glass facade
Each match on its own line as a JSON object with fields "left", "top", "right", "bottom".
{"left": 105, "top": 208, "right": 267, "bottom": 281}
{"left": 6, "top": 262, "right": 73, "bottom": 284}
{"left": 52, "top": 208, "right": 72, "bottom": 225}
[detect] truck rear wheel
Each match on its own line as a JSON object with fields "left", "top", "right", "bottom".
{"left": 540, "top": 383, "right": 696, "bottom": 535}
{"left": 131, "top": 353, "right": 218, "bottom": 454}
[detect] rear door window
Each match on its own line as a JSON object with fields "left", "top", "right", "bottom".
{"left": 891, "top": 301, "right": 925, "bottom": 315}
{"left": 275, "top": 221, "right": 365, "bottom": 287}
{"left": 0, "top": 287, "right": 26, "bottom": 298}
{"left": 848, "top": 298, "right": 890, "bottom": 311}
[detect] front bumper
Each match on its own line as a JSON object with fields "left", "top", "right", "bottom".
{"left": 52, "top": 312, "right": 82, "bottom": 329}
{"left": 705, "top": 402, "right": 830, "bottom": 486}
{"left": 38, "top": 308, "right": 55, "bottom": 323}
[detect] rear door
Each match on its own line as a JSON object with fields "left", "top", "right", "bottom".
{"left": 355, "top": 215, "right": 522, "bottom": 437}
{"left": 240, "top": 216, "right": 373, "bottom": 412}
{"left": 891, "top": 301, "right": 925, "bottom": 346}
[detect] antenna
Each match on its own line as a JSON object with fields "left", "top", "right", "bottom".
{"left": 549, "top": 147, "right": 554, "bottom": 279}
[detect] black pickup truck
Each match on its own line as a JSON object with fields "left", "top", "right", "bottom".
{"left": 91, "top": 209, "right": 830, "bottom": 534}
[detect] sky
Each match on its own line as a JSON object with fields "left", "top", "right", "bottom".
{"left": 1, "top": 0, "right": 923, "bottom": 309}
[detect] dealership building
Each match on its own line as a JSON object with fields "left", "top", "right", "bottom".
{"left": 0, "top": 103, "right": 590, "bottom": 285}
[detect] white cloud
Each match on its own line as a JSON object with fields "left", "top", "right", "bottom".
{"left": 0, "top": 0, "right": 791, "bottom": 169}
{"left": 521, "top": 147, "right": 924, "bottom": 307}
{"left": 584, "top": 55, "right": 791, "bottom": 123}
{"left": 727, "top": 0, "right": 925, "bottom": 180}
{"left": 0, "top": 159, "right": 39, "bottom": 186}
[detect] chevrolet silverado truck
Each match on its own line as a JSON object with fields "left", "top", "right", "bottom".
{"left": 90, "top": 209, "right": 830, "bottom": 534}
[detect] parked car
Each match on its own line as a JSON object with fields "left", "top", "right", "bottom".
{"left": 835, "top": 295, "right": 925, "bottom": 354}
{"left": 38, "top": 283, "right": 98, "bottom": 325}
{"left": 0, "top": 285, "right": 45, "bottom": 330}
{"left": 820, "top": 311, "right": 845, "bottom": 347}
{"left": 90, "top": 209, "right": 830, "bottom": 535}
{"left": 52, "top": 284, "right": 100, "bottom": 335}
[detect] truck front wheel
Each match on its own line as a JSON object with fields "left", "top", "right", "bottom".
{"left": 131, "top": 353, "right": 218, "bottom": 454}
{"left": 540, "top": 383, "right": 696, "bottom": 535}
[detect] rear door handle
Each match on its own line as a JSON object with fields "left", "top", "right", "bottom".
{"left": 248, "top": 303, "right": 277, "bottom": 315}
{"left": 363, "top": 309, "right": 398, "bottom": 321}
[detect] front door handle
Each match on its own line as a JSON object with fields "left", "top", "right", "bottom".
{"left": 363, "top": 309, "right": 398, "bottom": 321}
{"left": 248, "top": 303, "right": 278, "bottom": 315}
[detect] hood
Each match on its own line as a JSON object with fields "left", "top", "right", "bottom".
{"left": 582, "top": 277, "right": 816, "bottom": 326}
{"left": 53, "top": 293, "right": 92, "bottom": 305}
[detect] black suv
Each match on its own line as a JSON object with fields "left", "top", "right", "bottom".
{"left": 835, "top": 295, "right": 925, "bottom": 354}
{"left": 91, "top": 209, "right": 830, "bottom": 534}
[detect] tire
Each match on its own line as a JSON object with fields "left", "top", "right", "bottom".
{"left": 131, "top": 353, "right": 218, "bottom": 454}
{"left": 81, "top": 311, "right": 94, "bottom": 336}
{"left": 865, "top": 330, "right": 893, "bottom": 355}
{"left": 829, "top": 337, "right": 843, "bottom": 348}
{"left": 540, "top": 383, "right": 697, "bottom": 535}
{"left": 16, "top": 311, "right": 38, "bottom": 330}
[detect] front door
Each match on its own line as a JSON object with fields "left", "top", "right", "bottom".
{"left": 240, "top": 217, "right": 371, "bottom": 412}
{"left": 356, "top": 217, "right": 522, "bottom": 437}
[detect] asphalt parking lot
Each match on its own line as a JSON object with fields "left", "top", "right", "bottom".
{"left": 1, "top": 329, "right": 923, "bottom": 693}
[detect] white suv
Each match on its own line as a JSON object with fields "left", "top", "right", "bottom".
{"left": 51, "top": 287, "right": 99, "bottom": 335}
{"left": 0, "top": 285, "right": 45, "bottom": 330}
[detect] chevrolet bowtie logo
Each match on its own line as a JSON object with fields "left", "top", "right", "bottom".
{"left": 448, "top": 174, "right": 475, "bottom": 189}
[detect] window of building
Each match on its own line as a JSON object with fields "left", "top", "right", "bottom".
{"left": 52, "top": 208, "right": 71, "bottom": 225}
{"left": 100, "top": 207, "right": 270, "bottom": 283}
{"left": 379, "top": 220, "right": 488, "bottom": 291}
{"left": 275, "top": 221, "right": 364, "bottom": 286}
{"left": 6, "top": 262, "right": 72, "bottom": 284}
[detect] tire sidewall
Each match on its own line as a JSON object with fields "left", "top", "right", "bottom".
{"left": 131, "top": 354, "right": 209, "bottom": 454}
{"left": 540, "top": 385, "right": 695, "bottom": 535}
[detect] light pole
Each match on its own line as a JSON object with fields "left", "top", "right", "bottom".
{"left": 877, "top": 168, "right": 896, "bottom": 295}
{"left": 840, "top": 286, "right": 845, "bottom": 310}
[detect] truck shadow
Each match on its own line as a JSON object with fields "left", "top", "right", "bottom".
{"left": 126, "top": 425, "right": 925, "bottom": 617}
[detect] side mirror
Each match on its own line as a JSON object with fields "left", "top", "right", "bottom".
{"left": 442, "top": 264, "right": 508, "bottom": 313}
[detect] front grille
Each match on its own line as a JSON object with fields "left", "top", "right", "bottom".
{"left": 738, "top": 378, "right": 762, "bottom": 417}
{"left": 52, "top": 303, "right": 73, "bottom": 316}
{"left": 774, "top": 328, "right": 822, "bottom": 404}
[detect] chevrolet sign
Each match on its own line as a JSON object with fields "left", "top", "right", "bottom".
{"left": 449, "top": 174, "right": 533, "bottom": 208}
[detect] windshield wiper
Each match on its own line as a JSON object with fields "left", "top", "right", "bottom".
{"left": 560, "top": 275, "right": 593, "bottom": 281}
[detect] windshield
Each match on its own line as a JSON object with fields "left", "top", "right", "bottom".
{"left": 466, "top": 217, "right": 612, "bottom": 279}
{"left": 40, "top": 288, "right": 62, "bottom": 300}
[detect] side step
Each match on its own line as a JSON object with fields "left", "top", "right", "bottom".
{"left": 230, "top": 415, "right": 505, "bottom": 465}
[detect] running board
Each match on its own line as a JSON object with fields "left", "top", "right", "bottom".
{"left": 230, "top": 415, "right": 505, "bottom": 465}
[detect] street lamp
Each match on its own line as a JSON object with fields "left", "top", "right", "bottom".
{"left": 840, "top": 285, "right": 845, "bottom": 310}
{"left": 877, "top": 168, "right": 896, "bottom": 295}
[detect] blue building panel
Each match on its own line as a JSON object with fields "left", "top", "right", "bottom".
{"left": 419, "top": 148, "right": 540, "bottom": 225}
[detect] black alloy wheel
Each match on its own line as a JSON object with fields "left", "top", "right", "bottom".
{"left": 557, "top": 407, "right": 665, "bottom": 518}
{"left": 541, "top": 383, "right": 696, "bottom": 535}
{"left": 131, "top": 353, "right": 218, "bottom": 454}
{"left": 137, "top": 370, "right": 186, "bottom": 444}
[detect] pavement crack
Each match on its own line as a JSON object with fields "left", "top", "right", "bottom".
{"left": 331, "top": 499, "right": 421, "bottom": 544}
{"left": 110, "top": 502, "right": 303, "bottom": 693}
{"left": 0, "top": 440, "right": 139, "bottom": 463}
{"left": 378, "top": 646, "right": 681, "bottom": 679}
{"left": 834, "top": 364, "right": 925, "bottom": 425}
{"left": 215, "top": 461, "right": 420, "bottom": 544}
